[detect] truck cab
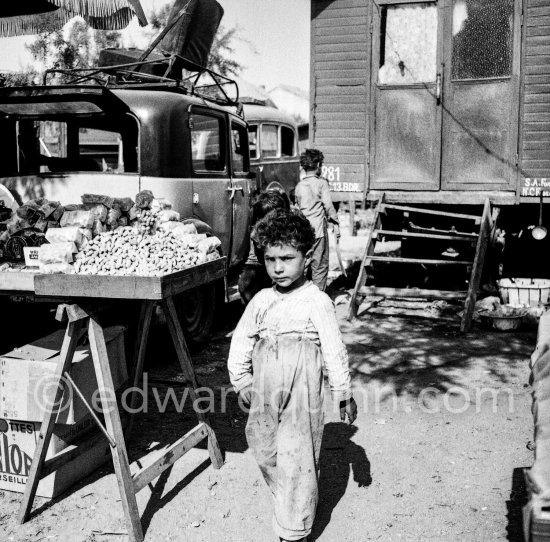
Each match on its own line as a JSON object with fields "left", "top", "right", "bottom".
{"left": 0, "top": 65, "right": 253, "bottom": 345}
{"left": 243, "top": 103, "right": 300, "bottom": 200}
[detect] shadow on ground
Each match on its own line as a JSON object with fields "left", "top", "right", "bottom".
{"left": 311, "top": 423, "right": 371, "bottom": 541}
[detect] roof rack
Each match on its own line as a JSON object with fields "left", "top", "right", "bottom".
{"left": 42, "top": 53, "right": 240, "bottom": 108}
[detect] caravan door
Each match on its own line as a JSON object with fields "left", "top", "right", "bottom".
{"left": 369, "top": 1, "right": 444, "bottom": 191}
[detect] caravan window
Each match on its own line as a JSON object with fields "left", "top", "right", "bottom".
{"left": 451, "top": 0, "right": 513, "bottom": 80}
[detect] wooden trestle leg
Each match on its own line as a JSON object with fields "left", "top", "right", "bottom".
{"left": 18, "top": 319, "right": 85, "bottom": 524}
{"left": 88, "top": 316, "right": 144, "bottom": 542}
{"left": 161, "top": 295, "right": 224, "bottom": 469}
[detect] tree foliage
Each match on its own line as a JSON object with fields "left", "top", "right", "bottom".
{"left": 26, "top": 18, "right": 120, "bottom": 82}
{"left": 1, "top": 2, "right": 244, "bottom": 86}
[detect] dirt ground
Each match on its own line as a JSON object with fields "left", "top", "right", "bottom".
{"left": 0, "top": 222, "right": 538, "bottom": 542}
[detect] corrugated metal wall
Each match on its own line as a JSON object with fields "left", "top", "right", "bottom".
{"left": 520, "top": 0, "right": 550, "bottom": 180}
{"left": 310, "top": 0, "right": 370, "bottom": 195}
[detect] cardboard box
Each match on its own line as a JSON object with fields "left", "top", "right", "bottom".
{"left": 0, "top": 326, "right": 128, "bottom": 423}
{"left": 0, "top": 417, "right": 110, "bottom": 497}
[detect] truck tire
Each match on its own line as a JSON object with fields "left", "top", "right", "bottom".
{"left": 176, "top": 219, "right": 222, "bottom": 349}
{"left": 176, "top": 282, "right": 218, "bottom": 351}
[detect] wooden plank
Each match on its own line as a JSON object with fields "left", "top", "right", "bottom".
{"left": 314, "top": 17, "right": 368, "bottom": 28}
{"left": 358, "top": 287, "right": 467, "bottom": 301}
{"left": 365, "top": 256, "right": 473, "bottom": 265}
{"left": 314, "top": 32, "right": 368, "bottom": 45}
{"left": 161, "top": 258, "right": 225, "bottom": 298}
{"left": 0, "top": 270, "right": 39, "bottom": 292}
{"left": 525, "top": 113, "right": 550, "bottom": 123}
{"left": 316, "top": 95, "right": 368, "bottom": 105}
{"left": 528, "top": 5, "right": 550, "bottom": 17}
{"left": 315, "top": 41, "right": 369, "bottom": 54}
{"left": 315, "top": 129, "right": 366, "bottom": 138}
{"left": 312, "top": 136, "right": 366, "bottom": 147}
{"left": 382, "top": 203, "right": 481, "bottom": 221}
{"left": 34, "top": 258, "right": 226, "bottom": 300}
{"left": 317, "top": 85, "right": 366, "bottom": 96}
{"left": 375, "top": 229, "right": 476, "bottom": 242}
{"left": 366, "top": 190, "right": 516, "bottom": 206}
{"left": 88, "top": 317, "right": 143, "bottom": 542}
{"left": 460, "top": 200, "right": 491, "bottom": 333}
{"left": 132, "top": 423, "right": 208, "bottom": 493}
{"left": 348, "top": 195, "right": 384, "bottom": 320}
{"left": 526, "top": 15, "right": 550, "bottom": 26}
{"left": 18, "top": 319, "right": 84, "bottom": 524}
{"left": 312, "top": 0, "right": 366, "bottom": 11}
{"left": 313, "top": 8, "right": 368, "bottom": 22}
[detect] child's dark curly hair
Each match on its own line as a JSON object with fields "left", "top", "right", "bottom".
{"left": 251, "top": 189, "right": 290, "bottom": 225}
{"left": 300, "top": 148, "right": 324, "bottom": 172}
{"left": 253, "top": 209, "right": 315, "bottom": 255}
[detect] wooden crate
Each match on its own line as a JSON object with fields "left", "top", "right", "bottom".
{"left": 34, "top": 257, "right": 226, "bottom": 300}
{"left": 498, "top": 279, "right": 550, "bottom": 307}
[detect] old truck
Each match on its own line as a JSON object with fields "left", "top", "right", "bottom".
{"left": 310, "top": 0, "right": 550, "bottom": 277}
{"left": 0, "top": 59, "right": 255, "bottom": 346}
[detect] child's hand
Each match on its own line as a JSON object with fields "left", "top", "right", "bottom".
{"left": 239, "top": 386, "right": 253, "bottom": 407}
{"left": 340, "top": 397, "right": 357, "bottom": 424}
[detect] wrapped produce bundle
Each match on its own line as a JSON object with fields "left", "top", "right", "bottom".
{"left": 151, "top": 198, "right": 172, "bottom": 213}
{"left": 45, "top": 226, "right": 84, "bottom": 248}
{"left": 113, "top": 197, "right": 134, "bottom": 212}
{"left": 156, "top": 210, "right": 180, "bottom": 223}
{"left": 38, "top": 242, "right": 76, "bottom": 265}
{"left": 60, "top": 209, "right": 94, "bottom": 229}
{"left": 82, "top": 194, "right": 114, "bottom": 208}
{"left": 135, "top": 190, "right": 154, "bottom": 209}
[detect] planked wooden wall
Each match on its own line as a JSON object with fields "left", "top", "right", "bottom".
{"left": 520, "top": 0, "right": 550, "bottom": 180}
{"left": 310, "top": 0, "right": 370, "bottom": 197}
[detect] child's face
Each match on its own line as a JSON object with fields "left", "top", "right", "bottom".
{"left": 264, "top": 243, "right": 311, "bottom": 293}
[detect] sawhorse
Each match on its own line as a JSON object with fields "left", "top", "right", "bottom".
{"left": 18, "top": 297, "right": 223, "bottom": 542}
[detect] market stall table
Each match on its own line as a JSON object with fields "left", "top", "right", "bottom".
{"left": 1, "top": 258, "right": 226, "bottom": 542}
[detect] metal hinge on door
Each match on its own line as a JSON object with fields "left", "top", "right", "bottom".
{"left": 226, "top": 185, "right": 244, "bottom": 200}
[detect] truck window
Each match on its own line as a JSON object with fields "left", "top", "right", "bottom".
{"left": 231, "top": 122, "right": 249, "bottom": 173}
{"left": 191, "top": 113, "right": 225, "bottom": 173}
{"left": 261, "top": 124, "right": 278, "bottom": 158}
{"left": 281, "top": 126, "right": 295, "bottom": 157}
{"left": 248, "top": 125, "right": 258, "bottom": 159}
{"left": 10, "top": 116, "right": 138, "bottom": 175}
{"left": 78, "top": 128, "right": 124, "bottom": 172}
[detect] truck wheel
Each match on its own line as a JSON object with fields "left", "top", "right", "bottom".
{"left": 176, "top": 283, "right": 217, "bottom": 351}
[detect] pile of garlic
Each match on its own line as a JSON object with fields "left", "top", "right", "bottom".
{"left": 73, "top": 225, "right": 221, "bottom": 277}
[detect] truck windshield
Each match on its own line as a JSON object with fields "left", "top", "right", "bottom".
{"left": 0, "top": 112, "right": 139, "bottom": 176}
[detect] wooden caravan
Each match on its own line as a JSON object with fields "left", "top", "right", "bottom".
{"left": 310, "top": 0, "right": 550, "bottom": 205}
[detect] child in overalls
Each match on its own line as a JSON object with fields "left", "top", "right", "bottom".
{"left": 228, "top": 209, "right": 357, "bottom": 542}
